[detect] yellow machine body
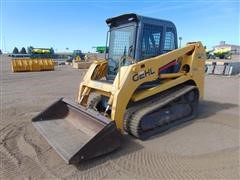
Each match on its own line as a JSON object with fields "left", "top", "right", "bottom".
{"left": 78, "top": 42, "right": 206, "bottom": 131}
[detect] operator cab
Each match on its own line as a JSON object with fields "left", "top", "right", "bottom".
{"left": 106, "top": 13, "right": 178, "bottom": 80}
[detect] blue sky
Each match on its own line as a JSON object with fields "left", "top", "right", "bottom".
{"left": 0, "top": 0, "right": 239, "bottom": 52}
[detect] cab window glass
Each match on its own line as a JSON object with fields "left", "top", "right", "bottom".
{"left": 141, "top": 24, "right": 163, "bottom": 59}
{"left": 164, "top": 28, "right": 175, "bottom": 51}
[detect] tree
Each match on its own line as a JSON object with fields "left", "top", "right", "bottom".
{"left": 27, "top": 46, "right": 34, "bottom": 54}
{"left": 12, "top": 47, "right": 19, "bottom": 54}
{"left": 50, "top": 47, "right": 54, "bottom": 54}
{"left": 20, "top": 47, "right": 27, "bottom": 54}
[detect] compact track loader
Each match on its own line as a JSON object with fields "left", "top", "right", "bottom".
{"left": 32, "top": 13, "right": 206, "bottom": 164}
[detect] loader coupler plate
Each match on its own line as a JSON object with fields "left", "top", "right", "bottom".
{"left": 32, "top": 98, "right": 121, "bottom": 164}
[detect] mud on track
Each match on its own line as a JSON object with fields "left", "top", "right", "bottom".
{"left": 1, "top": 55, "right": 239, "bottom": 179}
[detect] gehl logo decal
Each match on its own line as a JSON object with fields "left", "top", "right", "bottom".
{"left": 132, "top": 68, "right": 155, "bottom": 81}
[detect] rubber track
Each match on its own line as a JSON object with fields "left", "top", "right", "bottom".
{"left": 124, "top": 85, "right": 198, "bottom": 140}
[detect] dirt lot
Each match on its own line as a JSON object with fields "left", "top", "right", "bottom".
{"left": 1, "top": 55, "right": 239, "bottom": 179}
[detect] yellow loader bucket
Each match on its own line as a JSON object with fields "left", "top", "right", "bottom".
{"left": 11, "top": 58, "right": 55, "bottom": 72}
{"left": 32, "top": 98, "right": 121, "bottom": 164}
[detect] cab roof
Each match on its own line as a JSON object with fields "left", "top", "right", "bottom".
{"left": 106, "top": 13, "right": 176, "bottom": 28}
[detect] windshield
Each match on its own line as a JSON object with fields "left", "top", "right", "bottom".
{"left": 107, "top": 25, "right": 136, "bottom": 76}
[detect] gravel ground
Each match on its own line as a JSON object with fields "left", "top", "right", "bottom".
{"left": 0, "top": 55, "right": 239, "bottom": 179}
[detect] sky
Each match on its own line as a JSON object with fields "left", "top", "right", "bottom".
{"left": 0, "top": 0, "right": 239, "bottom": 53}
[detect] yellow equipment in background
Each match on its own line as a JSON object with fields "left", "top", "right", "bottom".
{"left": 72, "top": 55, "right": 92, "bottom": 69}
{"left": 11, "top": 58, "right": 55, "bottom": 72}
{"left": 31, "top": 48, "right": 51, "bottom": 54}
{"left": 32, "top": 13, "right": 206, "bottom": 164}
{"left": 74, "top": 55, "right": 82, "bottom": 62}
{"left": 72, "top": 61, "right": 92, "bottom": 69}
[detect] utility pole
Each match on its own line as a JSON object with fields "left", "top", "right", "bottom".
{"left": 3, "top": 36, "right": 6, "bottom": 53}
{"left": 179, "top": 37, "right": 182, "bottom": 48}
